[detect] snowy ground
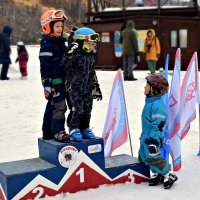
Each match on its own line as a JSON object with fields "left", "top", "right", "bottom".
{"left": 0, "top": 46, "right": 200, "bottom": 200}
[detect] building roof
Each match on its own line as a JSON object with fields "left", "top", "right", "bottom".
{"left": 87, "top": 22, "right": 123, "bottom": 32}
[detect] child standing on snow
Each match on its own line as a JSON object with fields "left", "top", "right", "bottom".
{"left": 15, "top": 41, "right": 28, "bottom": 79}
{"left": 143, "top": 29, "right": 160, "bottom": 74}
{"left": 62, "top": 27, "right": 102, "bottom": 142}
{"left": 139, "top": 74, "right": 178, "bottom": 189}
{"left": 39, "top": 9, "right": 70, "bottom": 143}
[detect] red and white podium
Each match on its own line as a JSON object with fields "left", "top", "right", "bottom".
{"left": 0, "top": 137, "right": 149, "bottom": 200}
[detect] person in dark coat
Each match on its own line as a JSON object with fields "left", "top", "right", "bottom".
{"left": 0, "top": 25, "right": 12, "bottom": 80}
{"left": 67, "top": 27, "right": 77, "bottom": 45}
{"left": 120, "top": 20, "right": 139, "bottom": 81}
{"left": 39, "top": 9, "right": 70, "bottom": 143}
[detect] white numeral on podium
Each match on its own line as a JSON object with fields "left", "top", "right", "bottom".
{"left": 32, "top": 187, "right": 44, "bottom": 200}
{"left": 76, "top": 167, "right": 85, "bottom": 183}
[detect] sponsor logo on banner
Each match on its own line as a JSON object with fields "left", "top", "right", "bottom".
{"left": 88, "top": 144, "right": 102, "bottom": 154}
{"left": 58, "top": 146, "right": 78, "bottom": 168}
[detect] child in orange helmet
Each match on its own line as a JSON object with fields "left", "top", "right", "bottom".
{"left": 39, "top": 9, "right": 70, "bottom": 142}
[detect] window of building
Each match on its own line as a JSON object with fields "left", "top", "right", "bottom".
{"left": 101, "top": 32, "right": 110, "bottom": 42}
{"left": 170, "top": 30, "right": 177, "bottom": 47}
{"left": 179, "top": 29, "right": 187, "bottom": 48}
{"left": 170, "top": 29, "right": 188, "bottom": 48}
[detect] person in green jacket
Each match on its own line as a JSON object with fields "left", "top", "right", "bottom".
{"left": 120, "top": 20, "right": 139, "bottom": 81}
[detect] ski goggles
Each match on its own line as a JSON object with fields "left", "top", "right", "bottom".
{"left": 74, "top": 33, "right": 100, "bottom": 42}
{"left": 41, "top": 10, "right": 67, "bottom": 25}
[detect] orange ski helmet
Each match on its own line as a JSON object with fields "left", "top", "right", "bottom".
{"left": 40, "top": 9, "right": 67, "bottom": 35}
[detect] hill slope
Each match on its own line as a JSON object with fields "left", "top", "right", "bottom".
{"left": 0, "top": 0, "right": 87, "bottom": 44}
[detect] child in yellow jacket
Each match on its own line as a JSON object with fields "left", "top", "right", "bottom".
{"left": 144, "top": 29, "right": 160, "bottom": 74}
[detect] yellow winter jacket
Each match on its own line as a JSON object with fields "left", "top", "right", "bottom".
{"left": 144, "top": 29, "right": 160, "bottom": 61}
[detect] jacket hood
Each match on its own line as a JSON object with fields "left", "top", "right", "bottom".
{"left": 147, "top": 29, "right": 155, "bottom": 38}
{"left": 3, "top": 26, "right": 12, "bottom": 36}
{"left": 126, "top": 20, "right": 135, "bottom": 29}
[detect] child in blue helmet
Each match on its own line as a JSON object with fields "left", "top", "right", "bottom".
{"left": 139, "top": 74, "right": 178, "bottom": 189}
{"left": 62, "top": 27, "right": 102, "bottom": 141}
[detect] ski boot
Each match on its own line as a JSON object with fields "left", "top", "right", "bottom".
{"left": 81, "top": 128, "right": 95, "bottom": 139}
{"left": 42, "top": 131, "right": 54, "bottom": 140}
{"left": 54, "top": 131, "right": 70, "bottom": 143}
{"left": 164, "top": 173, "right": 178, "bottom": 189}
{"left": 70, "top": 128, "right": 82, "bottom": 142}
{"left": 149, "top": 173, "right": 164, "bottom": 186}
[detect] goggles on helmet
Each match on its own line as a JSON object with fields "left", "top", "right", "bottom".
{"left": 41, "top": 10, "right": 67, "bottom": 25}
{"left": 74, "top": 33, "right": 100, "bottom": 42}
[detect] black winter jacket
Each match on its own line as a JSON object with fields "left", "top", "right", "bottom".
{"left": 39, "top": 35, "right": 66, "bottom": 85}
{"left": 63, "top": 48, "right": 96, "bottom": 95}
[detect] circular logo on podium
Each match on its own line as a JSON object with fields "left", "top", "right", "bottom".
{"left": 58, "top": 145, "right": 78, "bottom": 168}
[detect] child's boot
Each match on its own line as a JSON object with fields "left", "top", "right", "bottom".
{"left": 81, "top": 128, "right": 95, "bottom": 139}
{"left": 149, "top": 173, "right": 164, "bottom": 186}
{"left": 70, "top": 128, "right": 82, "bottom": 141}
{"left": 163, "top": 173, "right": 178, "bottom": 189}
{"left": 54, "top": 131, "right": 70, "bottom": 143}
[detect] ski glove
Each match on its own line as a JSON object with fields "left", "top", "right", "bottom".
{"left": 44, "top": 86, "right": 52, "bottom": 100}
{"left": 44, "top": 87, "right": 60, "bottom": 100}
{"left": 67, "top": 42, "right": 79, "bottom": 54}
{"left": 145, "top": 137, "right": 160, "bottom": 156}
{"left": 42, "top": 78, "right": 52, "bottom": 100}
{"left": 92, "top": 83, "right": 102, "bottom": 101}
{"left": 148, "top": 144, "right": 158, "bottom": 155}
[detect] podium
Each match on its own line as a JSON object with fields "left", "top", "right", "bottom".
{"left": 0, "top": 137, "right": 149, "bottom": 200}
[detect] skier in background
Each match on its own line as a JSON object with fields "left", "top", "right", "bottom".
{"left": 15, "top": 41, "right": 29, "bottom": 80}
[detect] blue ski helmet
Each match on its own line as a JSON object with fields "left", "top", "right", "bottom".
{"left": 74, "top": 27, "right": 99, "bottom": 42}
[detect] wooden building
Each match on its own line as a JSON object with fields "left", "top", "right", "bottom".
{"left": 83, "top": 0, "right": 200, "bottom": 70}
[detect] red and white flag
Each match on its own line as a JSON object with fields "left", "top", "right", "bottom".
{"left": 168, "top": 48, "right": 181, "bottom": 171}
{"left": 180, "top": 52, "right": 199, "bottom": 139}
{"left": 102, "top": 69, "right": 129, "bottom": 157}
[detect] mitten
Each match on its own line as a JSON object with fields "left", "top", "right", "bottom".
{"left": 149, "top": 144, "right": 158, "bottom": 155}
{"left": 92, "top": 83, "right": 102, "bottom": 101}
{"left": 67, "top": 42, "right": 79, "bottom": 54}
{"left": 145, "top": 137, "right": 160, "bottom": 156}
{"left": 44, "top": 86, "right": 52, "bottom": 100}
{"left": 42, "top": 78, "right": 52, "bottom": 100}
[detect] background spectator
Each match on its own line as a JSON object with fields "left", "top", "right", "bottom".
{"left": 120, "top": 20, "right": 139, "bottom": 81}
{"left": 143, "top": 29, "right": 160, "bottom": 74}
{"left": 0, "top": 25, "right": 12, "bottom": 80}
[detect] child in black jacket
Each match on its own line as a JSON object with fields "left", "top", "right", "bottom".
{"left": 39, "top": 9, "right": 70, "bottom": 143}
{"left": 62, "top": 27, "right": 102, "bottom": 142}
